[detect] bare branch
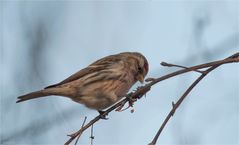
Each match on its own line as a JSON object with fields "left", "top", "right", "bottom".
{"left": 149, "top": 65, "right": 219, "bottom": 145}
{"left": 148, "top": 52, "right": 239, "bottom": 145}
{"left": 160, "top": 62, "right": 205, "bottom": 74}
{"left": 65, "top": 52, "right": 239, "bottom": 145}
{"left": 65, "top": 116, "right": 87, "bottom": 145}
{"left": 73, "top": 116, "right": 87, "bottom": 145}
{"left": 90, "top": 125, "right": 94, "bottom": 145}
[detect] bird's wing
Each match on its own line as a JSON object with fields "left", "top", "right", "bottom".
{"left": 45, "top": 54, "right": 122, "bottom": 89}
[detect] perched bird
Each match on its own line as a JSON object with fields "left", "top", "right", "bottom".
{"left": 16, "top": 52, "right": 149, "bottom": 111}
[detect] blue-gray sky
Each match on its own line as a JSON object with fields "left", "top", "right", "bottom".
{"left": 1, "top": 1, "right": 239, "bottom": 144}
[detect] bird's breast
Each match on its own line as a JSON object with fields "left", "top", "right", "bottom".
{"left": 106, "top": 73, "right": 135, "bottom": 97}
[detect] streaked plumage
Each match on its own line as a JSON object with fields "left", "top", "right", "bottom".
{"left": 16, "top": 52, "right": 149, "bottom": 110}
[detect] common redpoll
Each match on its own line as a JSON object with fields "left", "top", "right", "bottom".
{"left": 16, "top": 52, "right": 149, "bottom": 110}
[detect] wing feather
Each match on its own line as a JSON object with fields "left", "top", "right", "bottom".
{"left": 45, "top": 54, "right": 122, "bottom": 89}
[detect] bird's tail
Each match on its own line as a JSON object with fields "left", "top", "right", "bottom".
{"left": 16, "top": 89, "right": 53, "bottom": 103}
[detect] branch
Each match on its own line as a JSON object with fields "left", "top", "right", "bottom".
{"left": 148, "top": 65, "right": 218, "bottom": 145}
{"left": 74, "top": 116, "right": 87, "bottom": 145}
{"left": 65, "top": 52, "right": 239, "bottom": 145}
{"left": 90, "top": 125, "right": 94, "bottom": 145}
{"left": 148, "top": 52, "right": 239, "bottom": 145}
{"left": 160, "top": 62, "right": 205, "bottom": 74}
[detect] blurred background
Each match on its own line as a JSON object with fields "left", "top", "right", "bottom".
{"left": 1, "top": 1, "right": 239, "bottom": 145}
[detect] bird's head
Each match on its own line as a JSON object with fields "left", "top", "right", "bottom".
{"left": 121, "top": 52, "right": 149, "bottom": 84}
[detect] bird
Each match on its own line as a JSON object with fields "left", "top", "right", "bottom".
{"left": 16, "top": 52, "right": 149, "bottom": 112}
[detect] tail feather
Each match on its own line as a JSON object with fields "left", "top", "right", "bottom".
{"left": 16, "top": 90, "right": 50, "bottom": 103}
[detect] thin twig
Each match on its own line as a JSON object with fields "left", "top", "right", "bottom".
{"left": 148, "top": 65, "right": 219, "bottom": 145}
{"left": 65, "top": 52, "right": 239, "bottom": 145}
{"left": 65, "top": 87, "right": 151, "bottom": 145}
{"left": 74, "top": 116, "right": 87, "bottom": 145}
{"left": 148, "top": 53, "right": 239, "bottom": 145}
{"left": 149, "top": 54, "right": 238, "bottom": 87}
{"left": 160, "top": 62, "right": 205, "bottom": 74}
{"left": 65, "top": 116, "right": 87, "bottom": 145}
{"left": 90, "top": 125, "right": 94, "bottom": 145}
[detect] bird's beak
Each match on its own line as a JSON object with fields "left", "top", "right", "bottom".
{"left": 136, "top": 74, "right": 145, "bottom": 84}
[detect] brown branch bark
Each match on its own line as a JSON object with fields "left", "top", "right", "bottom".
{"left": 148, "top": 52, "right": 239, "bottom": 145}
{"left": 148, "top": 65, "right": 218, "bottom": 145}
{"left": 65, "top": 52, "right": 239, "bottom": 145}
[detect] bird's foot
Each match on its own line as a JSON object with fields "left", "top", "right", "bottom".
{"left": 98, "top": 110, "right": 108, "bottom": 120}
{"left": 126, "top": 96, "right": 137, "bottom": 107}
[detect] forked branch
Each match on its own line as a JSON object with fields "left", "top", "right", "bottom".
{"left": 65, "top": 52, "right": 239, "bottom": 145}
{"left": 148, "top": 52, "right": 239, "bottom": 145}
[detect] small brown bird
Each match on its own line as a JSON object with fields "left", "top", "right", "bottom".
{"left": 16, "top": 52, "right": 149, "bottom": 111}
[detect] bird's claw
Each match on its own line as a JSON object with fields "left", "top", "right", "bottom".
{"left": 126, "top": 96, "right": 137, "bottom": 107}
{"left": 98, "top": 110, "right": 108, "bottom": 120}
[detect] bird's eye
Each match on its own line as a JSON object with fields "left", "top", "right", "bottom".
{"left": 138, "top": 67, "right": 143, "bottom": 73}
